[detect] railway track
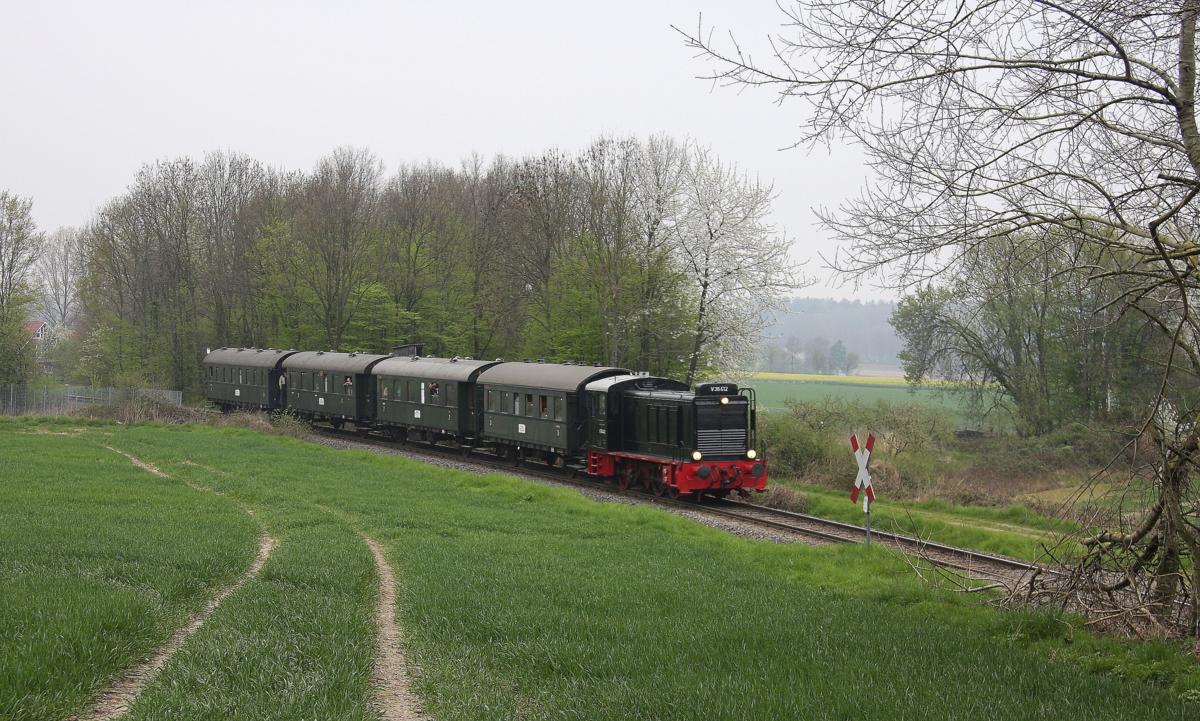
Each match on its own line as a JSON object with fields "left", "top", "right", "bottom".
{"left": 311, "top": 426, "right": 1050, "bottom": 586}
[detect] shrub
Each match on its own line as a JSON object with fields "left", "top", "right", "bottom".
{"left": 761, "top": 485, "right": 808, "bottom": 513}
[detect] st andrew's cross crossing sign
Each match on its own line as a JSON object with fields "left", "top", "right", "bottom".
{"left": 849, "top": 433, "right": 875, "bottom": 504}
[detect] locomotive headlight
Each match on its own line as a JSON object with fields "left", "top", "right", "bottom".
{"left": 746, "top": 449, "right": 757, "bottom": 460}
{"left": 691, "top": 450, "right": 703, "bottom": 462}
{"left": 720, "top": 396, "right": 729, "bottom": 405}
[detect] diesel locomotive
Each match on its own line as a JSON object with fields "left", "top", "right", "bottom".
{"left": 202, "top": 347, "right": 767, "bottom": 498}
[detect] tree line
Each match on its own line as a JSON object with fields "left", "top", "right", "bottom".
{"left": 1, "top": 135, "right": 800, "bottom": 393}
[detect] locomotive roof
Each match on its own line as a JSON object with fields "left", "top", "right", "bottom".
{"left": 623, "top": 389, "right": 697, "bottom": 403}
{"left": 282, "top": 351, "right": 390, "bottom": 374}
{"left": 203, "top": 347, "right": 299, "bottom": 369}
{"left": 372, "top": 356, "right": 500, "bottom": 382}
{"left": 477, "top": 362, "right": 628, "bottom": 392}
{"left": 584, "top": 374, "right": 691, "bottom": 393}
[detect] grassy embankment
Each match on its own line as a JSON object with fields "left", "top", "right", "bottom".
{"left": 744, "top": 372, "right": 1131, "bottom": 559}
{"left": 2, "top": 416, "right": 1198, "bottom": 720}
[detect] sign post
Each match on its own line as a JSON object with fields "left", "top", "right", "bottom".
{"left": 850, "top": 433, "right": 876, "bottom": 544}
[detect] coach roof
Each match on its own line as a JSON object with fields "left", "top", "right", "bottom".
{"left": 477, "top": 362, "right": 628, "bottom": 392}
{"left": 373, "top": 356, "right": 500, "bottom": 382}
{"left": 203, "top": 347, "right": 299, "bottom": 369}
{"left": 282, "top": 351, "right": 390, "bottom": 375}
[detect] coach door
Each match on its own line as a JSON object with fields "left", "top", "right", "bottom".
{"left": 587, "top": 390, "right": 609, "bottom": 450}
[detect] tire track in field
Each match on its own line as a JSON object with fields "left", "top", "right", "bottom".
{"left": 84, "top": 447, "right": 277, "bottom": 721}
{"left": 363, "top": 535, "right": 429, "bottom": 721}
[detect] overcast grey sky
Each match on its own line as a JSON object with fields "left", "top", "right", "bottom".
{"left": 0, "top": 0, "right": 885, "bottom": 299}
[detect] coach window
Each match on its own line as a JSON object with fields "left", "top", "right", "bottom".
{"left": 429, "top": 382, "right": 440, "bottom": 404}
{"left": 447, "top": 384, "right": 456, "bottom": 405}
{"left": 554, "top": 396, "right": 565, "bottom": 421}
{"left": 512, "top": 392, "right": 520, "bottom": 415}
{"left": 538, "top": 395, "right": 549, "bottom": 418}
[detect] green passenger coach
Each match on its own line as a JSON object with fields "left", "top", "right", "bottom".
{"left": 202, "top": 347, "right": 298, "bottom": 411}
{"left": 372, "top": 356, "right": 500, "bottom": 442}
{"left": 477, "top": 362, "right": 627, "bottom": 459}
{"left": 282, "top": 351, "right": 389, "bottom": 428}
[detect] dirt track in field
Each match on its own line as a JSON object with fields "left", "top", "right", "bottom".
{"left": 82, "top": 447, "right": 276, "bottom": 720}
{"left": 363, "top": 536, "right": 429, "bottom": 721}
{"left": 78, "top": 533, "right": 276, "bottom": 721}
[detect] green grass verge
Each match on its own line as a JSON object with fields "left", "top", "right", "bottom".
{"left": 783, "top": 482, "right": 1078, "bottom": 561}
{"left": 3, "top": 417, "right": 1198, "bottom": 720}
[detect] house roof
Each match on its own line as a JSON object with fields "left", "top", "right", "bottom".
{"left": 23, "top": 320, "right": 46, "bottom": 334}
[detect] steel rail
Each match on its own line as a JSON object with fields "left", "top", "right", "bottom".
{"left": 309, "top": 426, "right": 1051, "bottom": 581}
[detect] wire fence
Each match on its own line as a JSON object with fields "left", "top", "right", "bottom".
{"left": 0, "top": 384, "right": 183, "bottom": 416}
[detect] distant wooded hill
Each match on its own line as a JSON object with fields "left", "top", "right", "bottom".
{"left": 758, "top": 298, "right": 901, "bottom": 373}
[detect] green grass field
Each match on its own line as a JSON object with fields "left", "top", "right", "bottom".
{"left": 2, "top": 417, "right": 1198, "bottom": 720}
{"left": 748, "top": 376, "right": 987, "bottom": 422}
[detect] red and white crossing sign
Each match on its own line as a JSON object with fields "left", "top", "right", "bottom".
{"left": 849, "top": 433, "right": 876, "bottom": 504}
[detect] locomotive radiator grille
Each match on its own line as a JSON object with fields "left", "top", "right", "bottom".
{"left": 697, "top": 428, "right": 747, "bottom": 456}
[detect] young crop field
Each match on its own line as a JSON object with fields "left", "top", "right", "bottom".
{"left": 744, "top": 373, "right": 989, "bottom": 427}
{"left": 2, "top": 417, "right": 1198, "bottom": 720}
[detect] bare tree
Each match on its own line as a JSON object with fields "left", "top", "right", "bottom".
{"left": 575, "top": 136, "right": 640, "bottom": 365}
{"left": 631, "top": 134, "right": 690, "bottom": 374}
{"left": 452, "top": 153, "right": 523, "bottom": 359}
{"left": 38, "top": 227, "right": 83, "bottom": 327}
{"left": 294, "top": 147, "right": 383, "bottom": 350}
{"left": 0, "top": 191, "right": 43, "bottom": 312}
{"left": 510, "top": 149, "right": 580, "bottom": 348}
{"left": 674, "top": 144, "right": 802, "bottom": 384}
{"left": 678, "top": 1, "right": 1200, "bottom": 634}
{"left": 196, "top": 151, "right": 266, "bottom": 345}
